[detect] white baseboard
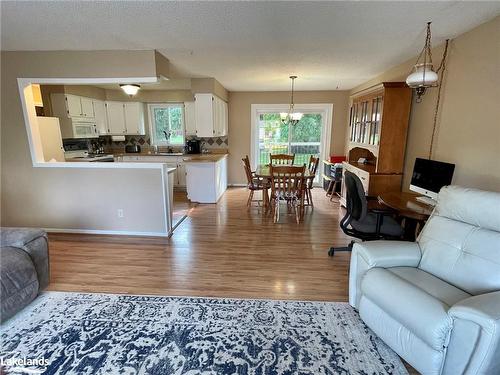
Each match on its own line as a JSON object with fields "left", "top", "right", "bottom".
{"left": 44, "top": 227, "right": 169, "bottom": 237}
{"left": 228, "top": 183, "right": 246, "bottom": 187}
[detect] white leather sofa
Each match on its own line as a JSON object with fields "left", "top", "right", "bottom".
{"left": 349, "top": 186, "right": 500, "bottom": 375}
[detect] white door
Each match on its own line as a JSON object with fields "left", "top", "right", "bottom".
{"left": 66, "top": 94, "right": 82, "bottom": 117}
{"left": 184, "top": 102, "right": 196, "bottom": 136}
{"left": 93, "top": 100, "right": 108, "bottom": 135}
{"left": 106, "top": 102, "right": 126, "bottom": 134}
{"left": 124, "top": 102, "right": 145, "bottom": 135}
{"left": 80, "top": 97, "right": 95, "bottom": 118}
{"left": 195, "top": 93, "right": 215, "bottom": 137}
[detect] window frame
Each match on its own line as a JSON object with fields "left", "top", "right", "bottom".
{"left": 147, "top": 103, "right": 186, "bottom": 146}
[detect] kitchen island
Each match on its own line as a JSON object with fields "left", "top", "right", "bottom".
{"left": 184, "top": 154, "right": 228, "bottom": 203}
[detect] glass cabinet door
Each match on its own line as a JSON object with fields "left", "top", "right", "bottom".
{"left": 369, "top": 96, "right": 382, "bottom": 145}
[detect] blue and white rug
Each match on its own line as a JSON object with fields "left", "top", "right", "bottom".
{"left": 1, "top": 292, "right": 408, "bottom": 374}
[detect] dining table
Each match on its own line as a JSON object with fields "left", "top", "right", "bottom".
{"left": 254, "top": 164, "right": 315, "bottom": 211}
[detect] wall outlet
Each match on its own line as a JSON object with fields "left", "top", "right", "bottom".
{"left": 117, "top": 209, "right": 124, "bottom": 218}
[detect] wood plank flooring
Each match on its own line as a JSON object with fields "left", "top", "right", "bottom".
{"left": 47, "top": 187, "right": 418, "bottom": 374}
{"left": 48, "top": 187, "right": 352, "bottom": 301}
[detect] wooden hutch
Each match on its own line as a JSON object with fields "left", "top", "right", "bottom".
{"left": 340, "top": 82, "right": 412, "bottom": 206}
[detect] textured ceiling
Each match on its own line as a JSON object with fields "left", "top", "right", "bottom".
{"left": 1, "top": 1, "right": 499, "bottom": 91}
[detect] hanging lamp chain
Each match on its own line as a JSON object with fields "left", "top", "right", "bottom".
{"left": 428, "top": 38, "right": 450, "bottom": 159}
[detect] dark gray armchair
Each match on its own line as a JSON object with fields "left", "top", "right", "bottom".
{"left": 1, "top": 228, "right": 50, "bottom": 322}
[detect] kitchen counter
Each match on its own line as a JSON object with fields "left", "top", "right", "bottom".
{"left": 114, "top": 152, "right": 228, "bottom": 163}
{"left": 182, "top": 154, "right": 228, "bottom": 163}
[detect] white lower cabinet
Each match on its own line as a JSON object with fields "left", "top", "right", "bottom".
{"left": 117, "top": 155, "right": 186, "bottom": 188}
{"left": 185, "top": 156, "right": 227, "bottom": 203}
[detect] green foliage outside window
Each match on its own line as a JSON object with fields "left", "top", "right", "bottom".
{"left": 153, "top": 105, "right": 184, "bottom": 145}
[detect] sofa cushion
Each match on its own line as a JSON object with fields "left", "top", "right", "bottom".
{"left": 0, "top": 246, "right": 39, "bottom": 322}
{"left": 388, "top": 267, "right": 471, "bottom": 306}
{"left": 361, "top": 267, "right": 459, "bottom": 350}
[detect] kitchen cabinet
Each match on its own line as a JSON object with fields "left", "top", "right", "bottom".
{"left": 93, "top": 100, "right": 108, "bottom": 135}
{"left": 184, "top": 101, "right": 196, "bottom": 136}
{"left": 117, "top": 155, "right": 186, "bottom": 188}
{"left": 124, "top": 103, "right": 145, "bottom": 135}
{"left": 52, "top": 94, "right": 95, "bottom": 118}
{"left": 80, "top": 97, "right": 94, "bottom": 118}
{"left": 105, "top": 101, "right": 145, "bottom": 135}
{"left": 194, "top": 94, "right": 228, "bottom": 137}
{"left": 106, "top": 101, "right": 127, "bottom": 134}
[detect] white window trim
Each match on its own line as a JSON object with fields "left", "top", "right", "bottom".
{"left": 250, "top": 103, "right": 333, "bottom": 171}
{"left": 147, "top": 103, "right": 186, "bottom": 146}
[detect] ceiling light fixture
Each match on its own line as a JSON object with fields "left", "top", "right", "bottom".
{"left": 280, "top": 76, "right": 303, "bottom": 126}
{"left": 120, "top": 84, "right": 141, "bottom": 96}
{"left": 406, "top": 22, "right": 449, "bottom": 103}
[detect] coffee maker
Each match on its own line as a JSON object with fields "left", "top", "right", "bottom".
{"left": 185, "top": 139, "right": 201, "bottom": 154}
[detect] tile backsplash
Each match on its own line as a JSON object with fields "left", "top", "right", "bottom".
{"left": 98, "top": 135, "right": 228, "bottom": 152}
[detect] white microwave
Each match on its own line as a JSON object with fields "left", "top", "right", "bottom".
{"left": 59, "top": 118, "right": 98, "bottom": 139}
{"left": 73, "top": 121, "right": 98, "bottom": 138}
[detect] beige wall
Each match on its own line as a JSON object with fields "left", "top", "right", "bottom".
{"left": 192, "top": 78, "right": 229, "bottom": 101}
{"left": 1, "top": 50, "right": 172, "bottom": 234}
{"left": 227, "top": 91, "right": 349, "bottom": 184}
{"left": 350, "top": 16, "right": 500, "bottom": 192}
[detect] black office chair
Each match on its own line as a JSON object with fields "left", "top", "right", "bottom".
{"left": 328, "top": 171, "right": 403, "bottom": 256}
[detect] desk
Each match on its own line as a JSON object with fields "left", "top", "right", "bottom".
{"left": 378, "top": 191, "right": 434, "bottom": 240}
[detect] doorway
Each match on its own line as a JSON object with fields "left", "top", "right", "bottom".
{"left": 251, "top": 104, "right": 333, "bottom": 185}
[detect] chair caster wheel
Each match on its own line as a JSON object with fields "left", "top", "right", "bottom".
{"left": 328, "top": 248, "right": 335, "bottom": 256}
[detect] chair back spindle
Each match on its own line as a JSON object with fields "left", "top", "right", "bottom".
{"left": 270, "top": 153, "right": 295, "bottom": 165}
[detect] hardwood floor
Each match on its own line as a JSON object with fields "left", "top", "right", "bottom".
{"left": 47, "top": 187, "right": 418, "bottom": 374}
{"left": 48, "top": 187, "right": 352, "bottom": 301}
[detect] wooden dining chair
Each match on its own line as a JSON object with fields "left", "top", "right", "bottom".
{"left": 269, "top": 164, "right": 307, "bottom": 224}
{"left": 304, "top": 155, "right": 320, "bottom": 207}
{"left": 269, "top": 153, "right": 295, "bottom": 165}
{"left": 242, "top": 155, "right": 269, "bottom": 209}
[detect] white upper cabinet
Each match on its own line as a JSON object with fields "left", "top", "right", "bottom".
{"left": 105, "top": 101, "right": 145, "bottom": 135}
{"left": 65, "top": 94, "right": 83, "bottom": 117}
{"left": 106, "top": 101, "right": 127, "bottom": 135}
{"left": 52, "top": 94, "right": 95, "bottom": 118}
{"left": 194, "top": 94, "right": 228, "bottom": 138}
{"left": 93, "top": 100, "right": 108, "bottom": 135}
{"left": 80, "top": 97, "right": 95, "bottom": 117}
{"left": 184, "top": 101, "right": 196, "bottom": 136}
{"left": 124, "top": 102, "right": 145, "bottom": 135}
{"left": 195, "top": 94, "right": 215, "bottom": 137}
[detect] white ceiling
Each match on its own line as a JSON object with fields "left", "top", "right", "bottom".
{"left": 1, "top": 1, "right": 499, "bottom": 91}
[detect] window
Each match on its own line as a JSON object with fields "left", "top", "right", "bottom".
{"left": 251, "top": 104, "right": 333, "bottom": 186}
{"left": 148, "top": 103, "right": 185, "bottom": 146}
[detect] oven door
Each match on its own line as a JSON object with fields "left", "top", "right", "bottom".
{"left": 73, "top": 122, "right": 98, "bottom": 138}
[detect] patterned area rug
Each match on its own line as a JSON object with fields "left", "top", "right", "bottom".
{"left": 1, "top": 292, "right": 408, "bottom": 374}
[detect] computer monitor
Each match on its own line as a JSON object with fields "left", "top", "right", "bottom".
{"left": 410, "top": 158, "right": 455, "bottom": 204}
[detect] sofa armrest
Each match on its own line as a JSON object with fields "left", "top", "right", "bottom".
{"left": 349, "top": 241, "right": 421, "bottom": 309}
{"left": 354, "top": 240, "right": 422, "bottom": 268}
{"left": 0, "top": 227, "right": 49, "bottom": 291}
{"left": 447, "top": 291, "right": 500, "bottom": 374}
